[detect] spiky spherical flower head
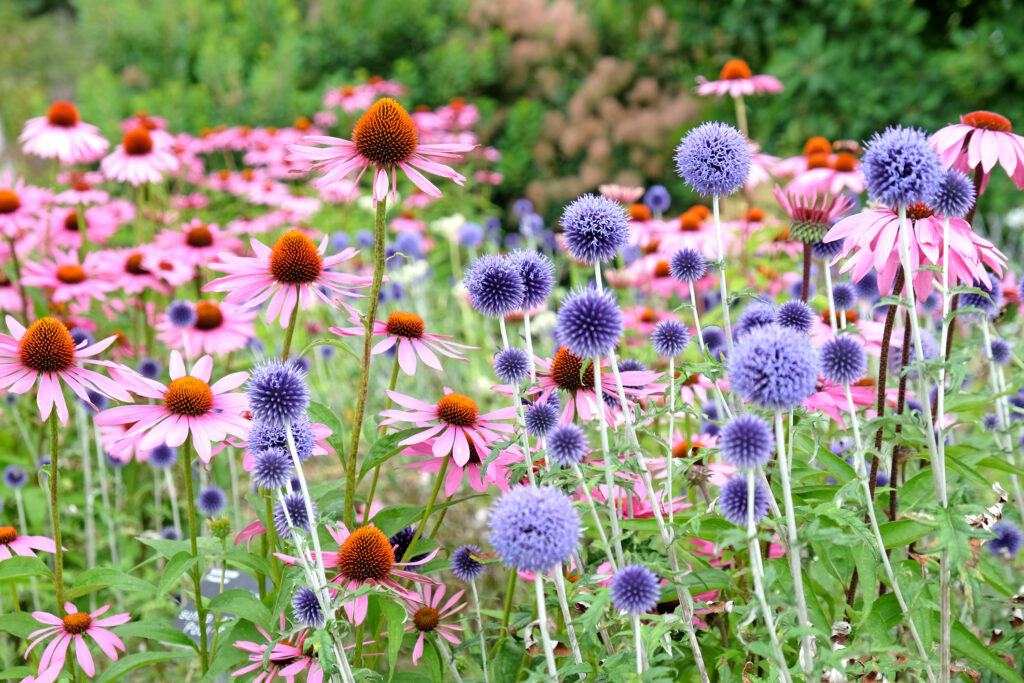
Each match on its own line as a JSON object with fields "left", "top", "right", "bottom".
{"left": 493, "top": 347, "right": 531, "bottom": 385}
{"left": 674, "top": 122, "right": 751, "bottom": 197}
{"left": 464, "top": 254, "right": 525, "bottom": 318}
{"left": 138, "top": 357, "right": 162, "bottom": 380}
{"left": 488, "top": 485, "right": 580, "bottom": 572}
{"left": 702, "top": 327, "right": 726, "bottom": 354}
{"left": 450, "top": 544, "right": 486, "bottom": 582}
{"left": 989, "top": 521, "right": 1022, "bottom": 559}
{"left": 990, "top": 338, "right": 1012, "bottom": 366}
{"left": 719, "top": 414, "right": 773, "bottom": 470}
{"left": 831, "top": 282, "right": 855, "bottom": 311}
{"left": 508, "top": 250, "right": 555, "bottom": 309}
{"left": 251, "top": 447, "right": 294, "bottom": 490}
{"left": 982, "top": 413, "right": 1000, "bottom": 432}
{"left": 644, "top": 185, "right": 671, "bottom": 214}
{"left": 855, "top": 272, "right": 880, "bottom": 301}
{"left": 820, "top": 335, "right": 867, "bottom": 385}
{"left": 167, "top": 300, "right": 197, "bottom": 329}
{"left": 776, "top": 300, "right": 815, "bottom": 334}
{"left": 961, "top": 272, "right": 1003, "bottom": 320}
{"left": 197, "top": 486, "right": 227, "bottom": 517}
{"left": 148, "top": 444, "right": 177, "bottom": 469}
{"left": 388, "top": 525, "right": 427, "bottom": 563}
{"left": 609, "top": 564, "right": 661, "bottom": 614}
{"left": 812, "top": 237, "right": 844, "bottom": 259}
{"left": 247, "top": 361, "right": 309, "bottom": 426}
{"left": 274, "top": 492, "right": 315, "bottom": 537}
{"left": 861, "top": 126, "right": 942, "bottom": 207}
{"left": 3, "top": 464, "right": 28, "bottom": 489}
{"left": 547, "top": 424, "right": 588, "bottom": 468}
{"left": 735, "top": 300, "right": 777, "bottom": 339}
{"left": 248, "top": 415, "right": 315, "bottom": 463}
{"left": 292, "top": 586, "right": 325, "bottom": 627}
{"left": 162, "top": 526, "right": 181, "bottom": 541}
{"left": 524, "top": 397, "right": 559, "bottom": 437}
{"left": 670, "top": 247, "right": 708, "bottom": 283}
{"left": 650, "top": 320, "right": 689, "bottom": 358}
{"left": 560, "top": 194, "right": 630, "bottom": 264}
{"left": 719, "top": 474, "right": 770, "bottom": 526}
{"left": 729, "top": 324, "right": 818, "bottom": 410}
{"left": 931, "top": 170, "right": 975, "bottom": 218}
{"left": 555, "top": 287, "right": 622, "bottom": 359}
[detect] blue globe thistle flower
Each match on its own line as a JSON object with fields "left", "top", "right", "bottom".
{"left": 138, "top": 357, "right": 162, "bottom": 380}
{"left": 990, "top": 338, "right": 1012, "bottom": 366}
{"left": 669, "top": 247, "right": 708, "bottom": 283}
{"left": 317, "top": 344, "right": 336, "bottom": 361}
{"left": 560, "top": 194, "right": 630, "bottom": 264}
{"left": 982, "top": 413, "right": 1001, "bottom": 432}
{"left": 387, "top": 231, "right": 424, "bottom": 263}
{"left": 148, "top": 444, "right": 178, "bottom": 470}
{"left": 251, "top": 447, "right": 294, "bottom": 490}
{"left": 931, "top": 170, "right": 975, "bottom": 218}
{"left": 920, "top": 291, "right": 941, "bottom": 314}
{"left": 555, "top": 287, "right": 622, "bottom": 359}
{"left": 80, "top": 389, "right": 109, "bottom": 414}
{"left": 621, "top": 244, "right": 642, "bottom": 266}
{"left": 161, "top": 526, "right": 182, "bottom": 541}
{"left": 524, "top": 397, "right": 560, "bottom": 437}
{"left": 609, "top": 564, "right": 661, "bottom": 614}
{"left": 820, "top": 335, "right": 867, "bottom": 385}
{"left": 702, "top": 327, "right": 726, "bottom": 358}
{"left": 105, "top": 453, "right": 128, "bottom": 469}
{"left": 513, "top": 198, "right": 534, "bottom": 217}
{"left": 547, "top": 424, "right": 588, "bottom": 468}
{"left": 329, "top": 231, "right": 349, "bottom": 251}
{"left": 674, "top": 121, "right": 751, "bottom": 197}
{"left": 1011, "top": 392, "right": 1024, "bottom": 423}
{"left": 274, "top": 492, "right": 315, "bottom": 536}
{"left": 291, "top": 357, "right": 311, "bottom": 374}
{"left": 735, "top": 300, "right": 777, "bottom": 339}
{"left": 451, "top": 544, "right": 486, "bottom": 582}
{"left": 355, "top": 229, "right": 374, "bottom": 248}
{"left": 493, "top": 348, "right": 531, "bottom": 384}
{"left": 520, "top": 213, "right": 544, "bottom": 238}
{"left": 701, "top": 403, "right": 721, "bottom": 437}
{"left": 503, "top": 233, "right": 522, "bottom": 250}
{"left": 960, "top": 273, "right": 1003, "bottom": 320}
{"left": 488, "top": 485, "right": 580, "bottom": 572}
{"left": 989, "top": 521, "right": 1022, "bottom": 558}
{"left": 247, "top": 361, "right": 309, "bottom": 427}
{"left": 643, "top": 185, "right": 671, "bottom": 214}
{"left": 68, "top": 327, "right": 94, "bottom": 348}
{"left": 508, "top": 250, "right": 555, "bottom": 310}
{"left": 718, "top": 474, "right": 770, "bottom": 526}
{"left": 458, "top": 222, "right": 484, "bottom": 248}
{"left": 729, "top": 324, "right": 818, "bottom": 410}
{"left": 484, "top": 216, "right": 502, "bottom": 240}
{"left": 720, "top": 414, "right": 773, "bottom": 470}
{"left": 292, "top": 586, "right": 325, "bottom": 627}
{"left": 197, "top": 486, "right": 227, "bottom": 517}
{"left": 247, "top": 337, "right": 266, "bottom": 356}
{"left": 650, "top": 320, "right": 689, "bottom": 358}
{"left": 812, "top": 237, "right": 844, "bottom": 259}
{"left": 776, "top": 300, "right": 815, "bottom": 334}
{"left": 167, "top": 300, "right": 197, "bottom": 329}
{"left": 854, "top": 272, "right": 880, "bottom": 302}
{"left": 248, "top": 415, "right": 316, "bottom": 463}
{"left": 3, "top": 464, "right": 28, "bottom": 489}
{"left": 830, "top": 438, "right": 851, "bottom": 457}
{"left": 861, "top": 126, "right": 942, "bottom": 207}
{"left": 890, "top": 330, "right": 939, "bottom": 380}
{"left": 464, "top": 254, "right": 525, "bottom": 318}
{"left": 831, "top": 283, "right": 855, "bottom": 311}
{"left": 389, "top": 526, "right": 428, "bottom": 563}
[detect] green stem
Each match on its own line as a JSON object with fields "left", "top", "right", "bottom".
{"left": 49, "top": 417, "right": 64, "bottom": 616}
{"left": 361, "top": 353, "right": 401, "bottom": 525}
{"left": 499, "top": 569, "right": 517, "bottom": 639}
{"left": 281, "top": 301, "right": 300, "bottom": 359}
{"left": 7, "top": 236, "right": 30, "bottom": 324}
{"left": 181, "top": 440, "right": 209, "bottom": 673}
{"left": 400, "top": 456, "right": 449, "bottom": 564}
{"left": 265, "top": 494, "right": 281, "bottom": 586}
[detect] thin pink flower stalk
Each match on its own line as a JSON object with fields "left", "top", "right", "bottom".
{"left": 19, "top": 102, "right": 110, "bottom": 165}
{"left": 24, "top": 603, "right": 130, "bottom": 683}
{"left": 404, "top": 584, "right": 466, "bottom": 666}
{"left": 101, "top": 127, "right": 179, "bottom": 186}
{"left": 930, "top": 110, "right": 1024, "bottom": 191}
{"left": 330, "top": 310, "right": 477, "bottom": 375}
{"left": 695, "top": 59, "right": 783, "bottom": 98}
{"left": 0, "top": 526, "right": 56, "bottom": 561}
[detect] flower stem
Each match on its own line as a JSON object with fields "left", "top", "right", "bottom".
{"left": 665, "top": 357, "right": 676, "bottom": 525}
{"left": 533, "top": 570, "right": 558, "bottom": 679}
{"left": 281, "top": 301, "right": 299, "bottom": 359}
{"left": 48, "top": 417, "right": 64, "bottom": 617}
{"left": 285, "top": 424, "right": 329, "bottom": 593}
{"left": 7, "top": 236, "right": 30, "bottom": 324}
{"left": 733, "top": 94, "right": 748, "bottom": 138}
{"left": 632, "top": 612, "right": 646, "bottom": 675}
{"left": 800, "top": 242, "right": 812, "bottom": 302}
{"left": 264, "top": 493, "right": 280, "bottom": 587}
{"left": 400, "top": 455, "right": 449, "bottom": 564}
{"left": 181, "top": 440, "right": 209, "bottom": 673}
{"left": 470, "top": 580, "right": 490, "bottom": 683}
{"left": 823, "top": 260, "right": 838, "bottom": 332}
{"left": 499, "top": 569, "right": 517, "bottom": 639}
{"left": 550, "top": 565, "right": 583, "bottom": 667}
{"left": 712, "top": 194, "right": 734, "bottom": 351}
{"left": 363, "top": 353, "right": 402, "bottom": 525}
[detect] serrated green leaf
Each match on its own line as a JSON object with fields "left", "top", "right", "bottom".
{"left": 879, "top": 519, "right": 933, "bottom": 549}
{"left": 157, "top": 551, "right": 199, "bottom": 597}
{"left": 950, "top": 619, "right": 1024, "bottom": 683}
{"left": 70, "top": 567, "right": 156, "bottom": 597}
{"left": 359, "top": 428, "right": 422, "bottom": 481}
{"left": 114, "top": 620, "right": 199, "bottom": 651}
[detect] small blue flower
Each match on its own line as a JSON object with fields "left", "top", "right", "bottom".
{"left": 718, "top": 474, "right": 770, "bottom": 526}
{"left": 861, "top": 126, "right": 942, "bottom": 208}
{"left": 555, "top": 287, "right": 622, "bottom": 359}
{"left": 643, "top": 185, "right": 671, "bottom": 214}
{"left": 674, "top": 122, "right": 751, "bottom": 197}
{"left": 292, "top": 586, "right": 325, "bottom": 627}
{"left": 669, "top": 247, "right": 707, "bottom": 283}
{"left": 776, "top": 300, "right": 815, "bottom": 334}
{"left": 247, "top": 361, "right": 310, "bottom": 426}
{"left": 251, "top": 447, "right": 294, "bottom": 490}
{"left": 547, "top": 424, "right": 587, "bottom": 468}
{"left": 167, "top": 300, "right": 197, "bottom": 329}
{"left": 931, "top": 169, "right": 975, "bottom": 218}
{"left": 138, "top": 357, "right": 162, "bottom": 380}
{"left": 148, "top": 444, "right": 178, "bottom": 470}
{"left": 450, "top": 544, "right": 486, "bottom": 582}
{"left": 650, "top": 320, "right": 689, "bottom": 358}
{"left": 560, "top": 194, "right": 630, "bottom": 265}
{"left": 274, "top": 492, "right": 315, "bottom": 537}
{"left": 197, "top": 486, "right": 227, "bottom": 517}
{"left": 831, "top": 282, "right": 855, "bottom": 311}
{"left": 508, "top": 250, "right": 555, "bottom": 310}
{"left": 729, "top": 324, "right": 818, "bottom": 410}
{"left": 524, "top": 397, "right": 559, "bottom": 437}
{"left": 820, "top": 335, "right": 867, "bottom": 385}
{"left": 488, "top": 485, "right": 580, "bottom": 572}
{"left": 464, "top": 254, "right": 525, "bottom": 318}
{"left": 493, "top": 348, "right": 531, "bottom": 385}
{"left": 719, "top": 414, "right": 773, "bottom": 470}
{"left": 990, "top": 338, "right": 1012, "bottom": 366}
{"left": 989, "top": 521, "right": 1022, "bottom": 558}
{"left": 458, "top": 222, "right": 484, "bottom": 248}
{"left": 3, "top": 464, "right": 28, "bottom": 489}
{"left": 609, "top": 564, "right": 660, "bottom": 614}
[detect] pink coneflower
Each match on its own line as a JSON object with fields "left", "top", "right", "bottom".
{"left": 379, "top": 389, "right": 515, "bottom": 465}
{"left": 93, "top": 351, "right": 249, "bottom": 463}
{"left": 205, "top": 230, "right": 370, "bottom": 327}
{"left": 772, "top": 186, "right": 855, "bottom": 242}
{"left": 21, "top": 251, "right": 116, "bottom": 308}
{"left": 402, "top": 439, "right": 520, "bottom": 497}
{"left": 48, "top": 205, "right": 120, "bottom": 250}
{"left": 288, "top": 97, "right": 475, "bottom": 204}
{"left": 696, "top": 59, "right": 783, "bottom": 98}
{"left": 0, "top": 173, "right": 50, "bottom": 239}
{"left": 323, "top": 83, "right": 375, "bottom": 112}
{"left": 19, "top": 102, "right": 110, "bottom": 165}
{"left": 155, "top": 219, "right": 241, "bottom": 268}
{"left": 804, "top": 379, "right": 875, "bottom": 428}
{"left": 930, "top": 110, "right": 1024, "bottom": 191}
{"left": 0, "top": 316, "right": 134, "bottom": 424}
{"left": 101, "top": 127, "right": 179, "bottom": 186}
{"left": 96, "top": 247, "right": 169, "bottom": 295}
{"left": 0, "top": 273, "right": 23, "bottom": 313}
{"left": 598, "top": 184, "right": 644, "bottom": 204}
{"left": 786, "top": 152, "right": 865, "bottom": 196}
{"left": 156, "top": 299, "right": 255, "bottom": 355}
{"left": 404, "top": 584, "right": 466, "bottom": 665}
{"left": 0, "top": 526, "right": 56, "bottom": 560}
{"left": 233, "top": 624, "right": 328, "bottom": 682}
{"left": 24, "top": 602, "right": 130, "bottom": 681}
{"left": 54, "top": 174, "right": 110, "bottom": 206}
{"left": 329, "top": 311, "right": 476, "bottom": 376}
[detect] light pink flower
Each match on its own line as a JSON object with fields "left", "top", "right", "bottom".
{"left": 930, "top": 110, "right": 1024, "bottom": 191}
{"left": 598, "top": 184, "right": 644, "bottom": 204}
{"left": 785, "top": 152, "right": 865, "bottom": 197}
{"left": 0, "top": 173, "right": 50, "bottom": 239}
{"left": 696, "top": 59, "right": 783, "bottom": 98}
{"left": 330, "top": 311, "right": 476, "bottom": 376}
{"left": 156, "top": 299, "right": 255, "bottom": 356}
{"left": 323, "top": 83, "right": 376, "bottom": 112}
{"left": 47, "top": 205, "right": 120, "bottom": 251}
{"left": 19, "top": 102, "right": 109, "bottom": 165}
{"left": 0, "top": 526, "right": 56, "bottom": 561}
{"left": 24, "top": 603, "right": 130, "bottom": 683}
{"left": 95, "top": 247, "right": 170, "bottom": 296}
{"left": 155, "top": 219, "right": 241, "bottom": 268}
{"left": 402, "top": 439, "right": 521, "bottom": 497}
{"left": 21, "top": 250, "right": 116, "bottom": 308}
{"left": 101, "top": 127, "right": 179, "bottom": 186}
{"left": 804, "top": 380, "right": 875, "bottom": 428}
{"left": 404, "top": 584, "right": 465, "bottom": 665}
{"left": 233, "top": 621, "right": 328, "bottom": 683}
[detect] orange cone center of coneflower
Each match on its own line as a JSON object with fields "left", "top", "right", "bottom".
{"left": 63, "top": 212, "right": 80, "bottom": 232}
{"left": 746, "top": 207, "right": 766, "bottom": 222}
{"left": 719, "top": 59, "right": 752, "bottom": 80}
{"left": 341, "top": 85, "right": 356, "bottom": 96}
{"left": 0, "top": 190, "right": 21, "bottom": 214}
{"left": 194, "top": 301, "right": 224, "bottom": 330}
{"left": 46, "top": 102, "right": 80, "bottom": 128}
{"left": 125, "top": 253, "right": 149, "bottom": 275}
{"left": 672, "top": 441, "right": 694, "bottom": 459}
{"left": 679, "top": 211, "right": 702, "bottom": 231}
{"left": 653, "top": 261, "right": 671, "bottom": 278}
{"left": 0, "top": 526, "right": 17, "bottom": 544}
{"left": 164, "top": 376, "right": 214, "bottom": 416}
{"left": 385, "top": 312, "right": 425, "bottom": 338}
{"left": 642, "top": 239, "right": 660, "bottom": 255}
{"left": 436, "top": 393, "right": 478, "bottom": 427}
{"left": 963, "top": 110, "right": 1012, "bottom": 132}
{"left": 833, "top": 153, "right": 857, "bottom": 173}
{"left": 806, "top": 152, "right": 831, "bottom": 170}
{"left": 62, "top": 612, "right": 92, "bottom": 635}
{"left": 640, "top": 308, "right": 658, "bottom": 324}
{"left": 352, "top": 97, "right": 419, "bottom": 166}
{"left": 550, "top": 347, "right": 595, "bottom": 392}
{"left": 337, "top": 526, "right": 394, "bottom": 581}
{"left": 294, "top": 117, "right": 312, "bottom": 130}
{"left": 269, "top": 230, "right": 323, "bottom": 284}
{"left": 628, "top": 204, "right": 652, "bottom": 222}
{"left": 803, "top": 137, "right": 832, "bottom": 156}
{"left": 0, "top": 272, "right": 11, "bottom": 286}
{"left": 690, "top": 205, "right": 710, "bottom": 220}
{"left": 413, "top": 606, "right": 440, "bottom": 632}
{"left": 18, "top": 317, "right": 76, "bottom": 373}
{"left": 905, "top": 203, "right": 935, "bottom": 220}
{"left": 123, "top": 128, "right": 154, "bottom": 156}
{"left": 72, "top": 181, "right": 91, "bottom": 192}
{"left": 186, "top": 225, "right": 214, "bottom": 248}
{"left": 56, "top": 265, "right": 87, "bottom": 284}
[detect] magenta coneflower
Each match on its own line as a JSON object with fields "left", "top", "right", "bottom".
{"left": 0, "top": 173, "right": 50, "bottom": 239}
{"left": 772, "top": 186, "right": 855, "bottom": 243}
{"left": 156, "top": 299, "right": 255, "bottom": 356}
{"left": 155, "top": 219, "right": 242, "bottom": 268}
{"left": 323, "top": 83, "right": 375, "bottom": 112}
{"left": 24, "top": 603, "right": 130, "bottom": 680}
{"left": 48, "top": 205, "right": 120, "bottom": 250}
{"left": 233, "top": 624, "right": 328, "bottom": 682}
{"left": 21, "top": 251, "right": 116, "bottom": 308}
{"left": 101, "top": 127, "right": 179, "bottom": 186}
{"left": 930, "top": 110, "right": 1024, "bottom": 191}
{"left": 330, "top": 311, "right": 476, "bottom": 375}
{"left": 0, "top": 526, "right": 56, "bottom": 560}
{"left": 97, "top": 247, "right": 170, "bottom": 295}
{"left": 785, "top": 153, "right": 865, "bottom": 196}
{"left": 404, "top": 584, "right": 466, "bottom": 665}
{"left": 93, "top": 351, "right": 249, "bottom": 463}
{"left": 288, "top": 97, "right": 475, "bottom": 204}
{"left": 19, "top": 102, "right": 110, "bottom": 165}
{"left": 696, "top": 59, "right": 783, "bottom": 98}
{"left": 205, "top": 230, "right": 369, "bottom": 328}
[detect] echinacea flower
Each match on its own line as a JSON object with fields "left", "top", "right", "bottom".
{"left": 772, "top": 186, "right": 855, "bottom": 244}
{"left": 404, "top": 584, "right": 466, "bottom": 665}
{"left": 205, "top": 229, "right": 370, "bottom": 327}
{"left": 101, "top": 127, "right": 179, "bottom": 186}
{"left": 21, "top": 250, "right": 117, "bottom": 308}
{"left": 94, "top": 351, "right": 249, "bottom": 463}
{"left": 695, "top": 59, "right": 783, "bottom": 98}
{"left": 0, "top": 526, "right": 56, "bottom": 561}
{"left": 155, "top": 219, "right": 242, "bottom": 268}
{"left": 19, "top": 102, "right": 110, "bottom": 165}
{"left": 330, "top": 311, "right": 476, "bottom": 376}
{"left": 233, "top": 620, "right": 330, "bottom": 683}
{"left": 288, "top": 97, "right": 475, "bottom": 204}
{"left": 156, "top": 299, "right": 255, "bottom": 355}
{"left": 931, "top": 111, "right": 1024, "bottom": 191}
{"left": 0, "top": 173, "right": 50, "bottom": 239}
{"left": 24, "top": 603, "right": 130, "bottom": 682}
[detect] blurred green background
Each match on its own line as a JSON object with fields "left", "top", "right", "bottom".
{"left": 3, "top": 0, "right": 1023, "bottom": 219}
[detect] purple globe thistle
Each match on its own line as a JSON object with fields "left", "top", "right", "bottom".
{"left": 609, "top": 564, "right": 661, "bottom": 614}
{"left": 560, "top": 194, "right": 630, "bottom": 264}
{"left": 137, "top": 357, "right": 162, "bottom": 380}
{"left": 148, "top": 444, "right": 178, "bottom": 470}
{"left": 555, "top": 287, "right": 622, "bottom": 359}
{"left": 488, "top": 485, "right": 580, "bottom": 572}
{"left": 719, "top": 414, "right": 773, "bottom": 470}
{"left": 329, "top": 231, "right": 349, "bottom": 251}
{"left": 508, "top": 250, "right": 555, "bottom": 309}
{"left": 675, "top": 121, "right": 751, "bottom": 197}
{"left": 451, "top": 544, "right": 486, "bottom": 582}
{"left": 735, "top": 300, "right": 777, "bottom": 339}
{"left": 274, "top": 492, "right": 315, "bottom": 536}
{"left": 669, "top": 247, "right": 708, "bottom": 283}
{"left": 493, "top": 347, "right": 531, "bottom": 384}
{"left": 961, "top": 272, "right": 1003, "bottom": 320}
{"left": 251, "top": 447, "right": 294, "bottom": 490}
{"left": 643, "top": 185, "right": 671, "bottom": 214}
{"left": 861, "top": 126, "right": 942, "bottom": 208}
{"left": 982, "top": 413, "right": 1001, "bottom": 432}
{"left": 389, "top": 526, "right": 427, "bottom": 563}
{"left": 519, "top": 213, "right": 544, "bottom": 238}
{"left": 990, "top": 338, "right": 1012, "bottom": 366}
{"left": 820, "top": 335, "right": 867, "bottom": 385}
{"left": 513, "top": 198, "right": 534, "bottom": 217}
{"left": 197, "top": 486, "right": 227, "bottom": 517}
{"left": 854, "top": 272, "right": 880, "bottom": 301}
{"left": 292, "top": 586, "right": 325, "bottom": 627}
{"left": 464, "top": 254, "right": 526, "bottom": 318}
{"left": 355, "top": 229, "right": 374, "bottom": 248}
{"left": 161, "top": 526, "right": 182, "bottom": 541}
{"left": 547, "top": 424, "right": 588, "bottom": 468}
{"left": 920, "top": 291, "right": 941, "bottom": 314}
{"left": 812, "top": 237, "right": 844, "bottom": 259}
{"left": 247, "top": 361, "right": 309, "bottom": 427}
{"left": 729, "top": 324, "right": 818, "bottom": 410}
{"left": 831, "top": 282, "right": 855, "bottom": 311}
{"left": 248, "top": 415, "right": 316, "bottom": 463}
{"left": 931, "top": 169, "right": 975, "bottom": 218}
{"left": 889, "top": 329, "right": 939, "bottom": 380}
{"left": 650, "top": 320, "right": 689, "bottom": 358}
{"left": 80, "top": 389, "right": 109, "bottom": 414}
{"left": 458, "top": 221, "right": 484, "bottom": 249}
{"left": 776, "top": 300, "right": 815, "bottom": 334}
{"left": 524, "top": 397, "right": 559, "bottom": 437}
{"left": 989, "top": 521, "right": 1022, "bottom": 558}
{"left": 702, "top": 327, "right": 725, "bottom": 352}
{"left": 3, "top": 464, "right": 28, "bottom": 489}
{"left": 69, "top": 327, "right": 95, "bottom": 348}
{"left": 167, "top": 300, "right": 198, "bottom": 329}
{"left": 718, "top": 474, "right": 770, "bottom": 526}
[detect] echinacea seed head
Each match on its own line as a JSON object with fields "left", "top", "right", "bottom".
{"left": 269, "top": 230, "right": 323, "bottom": 284}
{"left": 122, "top": 127, "right": 154, "bottom": 156}
{"left": 436, "top": 393, "right": 478, "bottom": 427}
{"left": 63, "top": 212, "right": 80, "bottom": 232}
{"left": 833, "top": 153, "right": 857, "bottom": 172}
{"left": 0, "top": 190, "right": 20, "bottom": 214}
{"left": 124, "top": 253, "right": 149, "bottom": 275}
{"left": 962, "top": 110, "right": 1012, "bottom": 132}
{"left": 413, "top": 606, "right": 440, "bottom": 632}
{"left": 56, "top": 265, "right": 86, "bottom": 284}
{"left": 803, "top": 137, "right": 831, "bottom": 156}
{"left": 549, "top": 347, "right": 594, "bottom": 393}
{"left": 905, "top": 202, "right": 935, "bottom": 221}
{"left": 719, "top": 59, "right": 752, "bottom": 80}
{"left": 337, "top": 526, "right": 394, "bottom": 582}
{"left": 46, "top": 102, "right": 80, "bottom": 128}
{"left": 18, "top": 317, "right": 76, "bottom": 373}
{"left": 62, "top": 612, "right": 92, "bottom": 635}
{"left": 186, "top": 225, "right": 214, "bottom": 248}
{"left": 385, "top": 312, "right": 425, "bottom": 339}
{"left": 352, "top": 98, "right": 418, "bottom": 166}
{"left": 194, "top": 301, "right": 224, "bottom": 330}
{"left": 0, "top": 527, "right": 17, "bottom": 544}
{"left": 164, "top": 377, "right": 214, "bottom": 417}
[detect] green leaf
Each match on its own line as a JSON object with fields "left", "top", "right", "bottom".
{"left": 296, "top": 337, "right": 360, "bottom": 364}
{"left": 0, "top": 556, "right": 51, "bottom": 581}
{"left": 157, "top": 552, "right": 199, "bottom": 596}
{"left": 307, "top": 400, "right": 346, "bottom": 454}
{"left": 950, "top": 619, "right": 1024, "bottom": 683}
{"left": 221, "top": 550, "right": 271, "bottom": 580}
{"left": 879, "top": 519, "right": 933, "bottom": 549}
{"left": 139, "top": 535, "right": 219, "bottom": 560}
{"left": 69, "top": 567, "right": 156, "bottom": 598}
{"left": 0, "top": 667, "right": 36, "bottom": 680}
{"left": 370, "top": 504, "right": 425, "bottom": 537}
{"left": 95, "top": 650, "right": 186, "bottom": 683}
{"left": 207, "top": 589, "right": 272, "bottom": 629}
{"left": 114, "top": 620, "right": 199, "bottom": 651}
{"left": 359, "top": 428, "right": 421, "bottom": 481}
{"left": 0, "top": 612, "right": 42, "bottom": 638}
{"left": 379, "top": 596, "right": 408, "bottom": 679}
